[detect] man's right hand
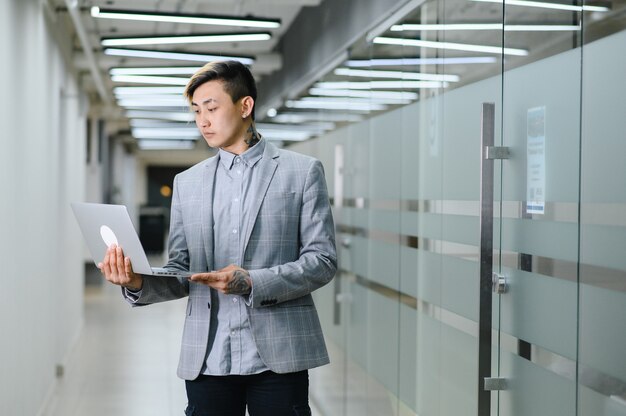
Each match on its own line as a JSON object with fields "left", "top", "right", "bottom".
{"left": 98, "top": 244, "right": 143, "bottom": 291}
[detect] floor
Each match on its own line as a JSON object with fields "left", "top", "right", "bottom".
{"left": 42, "top": 280, "right": 323, "bottom": 416}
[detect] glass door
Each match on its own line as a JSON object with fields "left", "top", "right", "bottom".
{"left": 578, "top": 2, "right": 626, "bottom": 415}
{"left": 496, "top": 0, "right": 583, "bottom": 415}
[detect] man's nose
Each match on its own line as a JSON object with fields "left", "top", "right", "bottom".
{"left": 199, "top": 113, "right": 210, "bottom": 126}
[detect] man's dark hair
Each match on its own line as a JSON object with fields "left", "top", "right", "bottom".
{"left": 184, "top": 60, "right": 257, "bottom": 120}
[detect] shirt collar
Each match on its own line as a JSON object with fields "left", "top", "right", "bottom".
{"left": 218, "top": 138, "right": 265, "bottom": 170}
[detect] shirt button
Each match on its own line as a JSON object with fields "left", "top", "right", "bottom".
{"left": 234, "top": 198, "right": 239, "bottom": 203}
{"left": 232, "top": 229, "right": 238, "bottom": 234}
{"left": 235, "top": 158, "right": 241, "bottom": 164}
{"left": 233, "top": 298, "right": 238, "bottom": 303}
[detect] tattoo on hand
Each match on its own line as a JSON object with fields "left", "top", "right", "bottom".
{"left": 228, "top": 270, "right": 252, "bottom": 295}
{"left": 245, "top": 124, "right": 260, "bottom": 148}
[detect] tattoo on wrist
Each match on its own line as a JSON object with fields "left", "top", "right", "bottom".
{"left": 245, "top": 124, "right": 260, "bottom": 148}
{"left": 228, "top": 270, "right": 251, "bottom": 295}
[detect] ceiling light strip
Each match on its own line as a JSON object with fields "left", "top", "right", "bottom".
{"left": 125, "top": 110, "right": 193, "bottom": 122}
{"left": 391, "top": 23, "right": 581, "bottom": 31}
{"left": 115, "top": 94, "right": 189, "bottom": 101}
{"left": 315, "top": 81, "right": 448, "bottom": 89}
{"left": 335, "top": 67, "right": 459, "bottom": 82}
{"left": 345, "top": 57, "right": 497, "bottom": 66}
{"left": 111, "top": 67, "right": 199, "bottom": 76}
{"left": 285, "top": 100, "right": 386, "bottom": 111}
{"left": 270, "top": 113, "right": 365, "bottom": 123}
{"left": 133, "top": 127, "right": 199, "bottom": 138}
{"left": 137, "top": 140, "right": 196, "bottom": 150}
{"left": 118, "top": 98, "right": 189, "bottom": 107}
{"left": 104, "top": 48, "right": 254, "bottom": 64}
{"left": 111, "top": 75, "right": 190, "bottom": 86}
{"left": 374, "top": 36, "right": 528, "bottom": 56}
{"left": 91, "top": 7, "right": 281, "bottom": 28}
{"left": 101, "top": 33, "right": 271, "bottom": 47}
{"left": 470, "top": 0, "right": 609, "bottom": 12}
{"left": 309, "top": 88, "right": 419, "bottom": 100}
{"left": 114, "top": 86, "right": 186, "bottom": 95}
{"left": 129, "top": 119, "right": 191, "bottom": 128}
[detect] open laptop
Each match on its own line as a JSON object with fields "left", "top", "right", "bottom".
{"left": 71, "top": 202, "right": 191, "bottom": 278}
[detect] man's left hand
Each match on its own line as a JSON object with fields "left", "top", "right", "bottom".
{"left": 189, "top": 264, "right": 252, "bottom": 295}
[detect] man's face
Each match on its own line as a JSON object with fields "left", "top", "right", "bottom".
{"left": 191, "top": 80, "right": 246, "bottom": 151}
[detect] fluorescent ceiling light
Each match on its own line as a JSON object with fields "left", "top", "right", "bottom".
{"left": 309, "top": 88, "right": 419, "bottom": 101}
{"left": 138, "top": 140, "right": 197, "bottom": 150}
{"left": 112, "top": 75, "right": 189, "bottom": 86}
{"left": 104, "top": 48, "right": 254, "bottom": 64}
{"left": 345, "top": 57, "right": 497, "bottom": 66}
{"left": 270, "top": 113, "right": 365, "bottom": 123}
{"left": 102, "top": 33, "right": 271, "bottom": 47}
{"left": 391, "top": 23, "right": 581, "bottom": 31}
{"left": 129, "top": 119, "right": 191, "bottom": 128}
{"left": 257, "top": 129, "right": 313, "bottom": 141}
{"left": 118, "top": 98, "right": 188, "bottom": 107}
{"left": 335, "top": 67, "right": 459, "bottom": 82}
{"left": 125, "top": 110, "right": 193, "bottom": 122}
{"left": 298, "top": 95, "right": 412, "bottom": 105}
{"left": 116, "top": 94, "right": 189, "bottom": 102}
{"left": 285, "top": 99, "right": 387, "bottom": 111}
{"left": 315, "top": 81, "right": 448, "bottom": 89}
{"left": 91, "top": 7, "right": 281, "bottom": 28}
{"left": 374, "top": 36, "right": 528, "bottom": 56}
{"left": 133, "top": 127, "right": 199, "bottom": 139}
{"left": 111, "top": 68, "right": 200, "bottom": 76}
{"left": 470, "top": 0, "right": 609, "bottom": 12}
{"left": 297, "top": 97, "right": 388, "bottom": 104}
{"left": 256, "top": 122, "right": 335, "bottom": 133}
{"left": 114, "top": 86, "right": 185, "bottom": 95}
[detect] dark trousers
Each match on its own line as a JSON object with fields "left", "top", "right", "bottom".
{"left": 185, "top": 370, "right": 311, "bottom": 416}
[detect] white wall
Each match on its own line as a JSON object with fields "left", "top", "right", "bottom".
{"left": 0, "top": 1, "right": 87, "bottom": 414}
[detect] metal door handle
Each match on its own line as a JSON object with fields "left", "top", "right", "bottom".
{"left": 478, "top": 103, "right": 510, "bottom": 416}
{"left": 478, "top": 102, "right": 496, "bottom": 416}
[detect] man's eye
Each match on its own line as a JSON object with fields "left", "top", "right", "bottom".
{"left": 208, "top": 107, "right": 217, "bottom": 112}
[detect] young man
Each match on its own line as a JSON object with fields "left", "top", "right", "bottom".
{"left": 99, "top": 60, "right": 337, "bottom": 415}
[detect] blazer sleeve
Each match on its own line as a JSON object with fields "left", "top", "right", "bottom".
{"left": 247, "top": 159, "right": 337, "bottom": 307}
{"left": 123, "top": 174, "right": 190, "bottom": 306}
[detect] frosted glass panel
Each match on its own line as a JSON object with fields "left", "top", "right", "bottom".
{"left": 498, "top": 353, "right": 576, "bottom": 416}
{"left": 579, "top": 25, "right": 626, "bottom": 416}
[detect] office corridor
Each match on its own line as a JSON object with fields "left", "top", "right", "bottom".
{"left": 41, "top": 282, "right": 187, "bottom": 416}
{"left": 3, "top": 1, "right": 626, "bottom": 415}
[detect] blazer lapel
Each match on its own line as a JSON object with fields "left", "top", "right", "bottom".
{"left": 201, "top": 156, "right": 219, "bottom": 269}
{"left": 242, "top": 142, "right": 279, "bottom": 252}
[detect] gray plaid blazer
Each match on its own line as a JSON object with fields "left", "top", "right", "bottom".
{"left": 127, "top": 140, "right": 337, "bottom": 380}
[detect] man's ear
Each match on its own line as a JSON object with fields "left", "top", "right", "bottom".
{"left": 241, "top": 96, "right": 255, "bottom": 118}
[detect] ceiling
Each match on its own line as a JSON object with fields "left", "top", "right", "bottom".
{"left": 53, "top": 0, "right": 325, "bottom": 154}
{"left": 53, "top": 0, "right": 624, "bottom": 157}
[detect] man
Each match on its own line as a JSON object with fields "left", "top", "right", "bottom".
{"left": 99, "top": 60, "right": 337, "bottom": 416}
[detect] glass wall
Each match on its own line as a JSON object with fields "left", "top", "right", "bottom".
{"left": 287, "top": 0, "right": 626, "bottom": 415}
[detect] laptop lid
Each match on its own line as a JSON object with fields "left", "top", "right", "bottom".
{"left": 71, "top": 202, "right": 157, "bottom": 276}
